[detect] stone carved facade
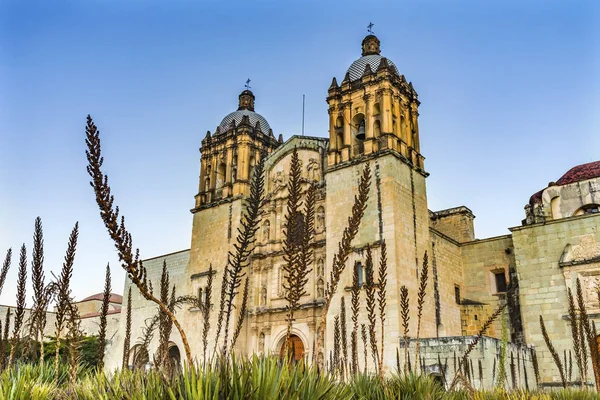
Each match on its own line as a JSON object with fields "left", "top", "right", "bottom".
{"left": 99, "top": 33, "right": 600, "bottom": 390}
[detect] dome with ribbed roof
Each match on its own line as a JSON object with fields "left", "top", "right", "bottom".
{"left": 529, "top": 160, "right": 600, "bottom": 205}
{"left": 217, "top": 90, "right": 272, "bottom": 134}
{"left": 345, "top": 34, "right": 400, "bottom": 82}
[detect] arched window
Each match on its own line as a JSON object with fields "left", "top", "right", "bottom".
{"left": 231, "top": 156, "right": 238, "bottom": 183}
{"left": 217, "top": 163, "right": 226, "bottom": 188}
{"left": 400, "top": 115, "right": 407, "bottom": 142}
{"left": 336, "top": 131, "right": 344, "bottom": 149}
{"left": 355, "top": 262, "right": 364, "bottom": 287}
{"left": 373, "top": 120, "right": 381, "bottom": 138}
{"left": 204, "top": 177, "right": 211, "bottom": 191}
{"left": 249, "top": 156, "right": 256, "bottom": 180}
{"left": 373, "top": 103, "right": 381, "bottom": 116}
{"left": 335, "top": 116, "right": 344, "bottom": 149}
{"left": 574, "top": 204, "right": 600, "bottom": 216}
{"left": 263, "top": 220, "right": 271, "bottom": 242}
{"left": 352, "top": 114, "right": 366, "bottom": 142}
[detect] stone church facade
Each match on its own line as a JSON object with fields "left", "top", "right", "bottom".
{"left": 100, "top": 34, "right": 600, "bottom": 389}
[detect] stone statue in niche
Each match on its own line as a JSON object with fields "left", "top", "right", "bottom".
{"left": 582, "top": 274, "right": 600, "bottom": 310}
{"left": 316, "top": 258, "right": 324, "bottom": 277}
{"left": 260, "top": 285, "right": 267, "bottom": 306}
{"left": 272, "top": 171, "right": 286, "bottom": 191}
{"left": 258, "top": 332, "right": 265, "bottom": 354}
{"left": 307, "top": 158, "right": 320, "bottom": 181}
{"left": 277, "top": 268, "right": 287, "bottom": 298}
{"left": 317, "top": 278, "right": 324, "bottom": 298}
{"left": 316, "top": 207, "right": 325, "bottom": 232}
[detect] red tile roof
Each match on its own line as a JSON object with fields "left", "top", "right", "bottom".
{"left": 530, "top": 161, "right": 600, "bottom": 205}
{"left": 79, "top": 293, "right": 123, "bottom": 304}
{"left": 80, "top": 307, "right": 122, "bottom": 319}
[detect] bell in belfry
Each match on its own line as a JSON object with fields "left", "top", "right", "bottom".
{"left": 356, "top": 119, "right": 366, "bottom": 140}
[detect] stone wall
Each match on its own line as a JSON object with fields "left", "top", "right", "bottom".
{"left": 430, "top": 207, "right": 475, "bottom": 243}
{"left": 430, "top": 229, "right": 464, "bottom": 337}
{"left": 511, "top": 213, "right": 600, "bottom": 387}
{"left": 461, "top": 235, "right": 515, "bottom": 340}
{"left": 105, "top": 249, "right": 189, "bottom": 370}
{"left": 404, "top": 336, "right": 537, "bottom": 390}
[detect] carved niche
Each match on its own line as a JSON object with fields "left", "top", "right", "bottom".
{"left": 560, "top": 234, "right": 600, "bottom": 311}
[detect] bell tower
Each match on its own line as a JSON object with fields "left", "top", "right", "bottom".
{"left": 326, "top": 34, "right": 424, "bottom": 170}
{"left": 193, "top": 89, "right": 281, "bottom": 209}
{"left": 324, "top": 32, "right": 434, "bottom": 369}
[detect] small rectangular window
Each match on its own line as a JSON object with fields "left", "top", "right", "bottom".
{"left": 494, "top": 272, "right": 507, "bottom": 293}
{"left": 355, "top": 262, "right": 363, "bottom": 287}
{"left": 454, "top": 285, "right": 461, "bottom": 304}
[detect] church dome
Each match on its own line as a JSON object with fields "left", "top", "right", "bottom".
{"left": 217, "top": 89, "right": 272, "bottom": 134}
{"left": 529, "top": 160, "right": 600, "bottom": 205}
{"left": 345, "top": 34, "right": 400, "bottom": 81}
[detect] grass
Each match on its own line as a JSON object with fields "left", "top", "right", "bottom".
{"left": 0, "top": 357, "right": 599, "bottom": 400}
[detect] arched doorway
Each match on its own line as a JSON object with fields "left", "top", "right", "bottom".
{"left": 130, "top": 345, "right": 149, "bottom": 370}
{"left": 279, "top": 334, "right": 305, "bottom": 362}
{"left": 168, "top": 343, "right": 181, "bottom": 366}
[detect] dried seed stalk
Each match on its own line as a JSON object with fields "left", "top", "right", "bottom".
{"left": 122, "top": 287, "right": 132, "bottom": 370}
{"left": 0, "top": 249, "right": 11, "bottom": 297}
{"left": 85, "top": 115, "right": 193, "bottom": 365}
{"left": 350, "top": 261, "right": 360, "bottom": 375}
{"left": 283, "top": 150, "right": 316, "bottom": 353}
{"left": 231, "top": 276, "right": 249, "bottom": 353}
{"left": 540, "top": 315, "right": 567, "bottom": 388}
{"left": 449, "top": 303, "right": 506, "bottom": 391}
{"left": 202, "top": 264, "right": 213, "bottom": 365}
{"left": 361, "top": 323, "right": 368, "bottom": 373}
{"left": 364, "top": 247, "right": 379, "bottom": 374}
{"left": 400, "top": 285, "right": 410, "bottom": 375}
{"left": 576, "top": 277, "right": 600, "bottom": 387}
{"left": 377, "top": 240, "right": 387, "bottom": 378}
{"left": 340, "top": 296, "right": 348, "bottom": 377}
{"left": 315, "top": 164, "right": 371, "bottom": 360}
{"left": 215, "top": 151, "right": 266, "bottom": 359}
{"left": 333, "top": 315, "right": 340, "bottom": 374}
{"left": 568, "top": 288, "right": 584, "bottom": 386}
{"left": 97, "top": 263, "right": 111, "bottom": 370}
{"left": 413, "top": 251, "right": 428, "bottom": 371}
{"left": 55, "top": 224, "right": 78, "bottom": 381}
{"left": 8, "top": 244, "right": 27, "bottom": 369}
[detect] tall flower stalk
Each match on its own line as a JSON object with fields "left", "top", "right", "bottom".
{"left": 85, "top": 115, "right": 194, "bottom": 365}
{"left": 97, "top": 263, "right": 111, "bottom": 370}
{"left": 282, "top": 148, "right": 316, "bottom": 354}
{"left": 377, "top": 241, "right": 387, "bottom": 378}
{"left": 55, "top": 223, "right": 78, "bottom": 381}
{"left": 315, "top": 163, "right": 371, "bottom": 362}
{"left": 215, "top": 151, "right": 266, "bottom": 358}
{"left": 8, "top": 244, "right": 27, "bottom": 369}
{"left": 413, "top": 252, "right": 428, "bottom": 372}
{"left": 122, "top": 287, "right": 132, "bottom": 370}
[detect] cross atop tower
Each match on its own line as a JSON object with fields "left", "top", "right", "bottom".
{"left": 367, "top": 22, "right": 374, "bottom": 35}
{"left": 245, "top": 78, "right": 251, "bottom": 90}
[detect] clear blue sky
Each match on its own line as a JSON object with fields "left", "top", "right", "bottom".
{"left": 1, "top": 0, "right": 598, "bottom": 305}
